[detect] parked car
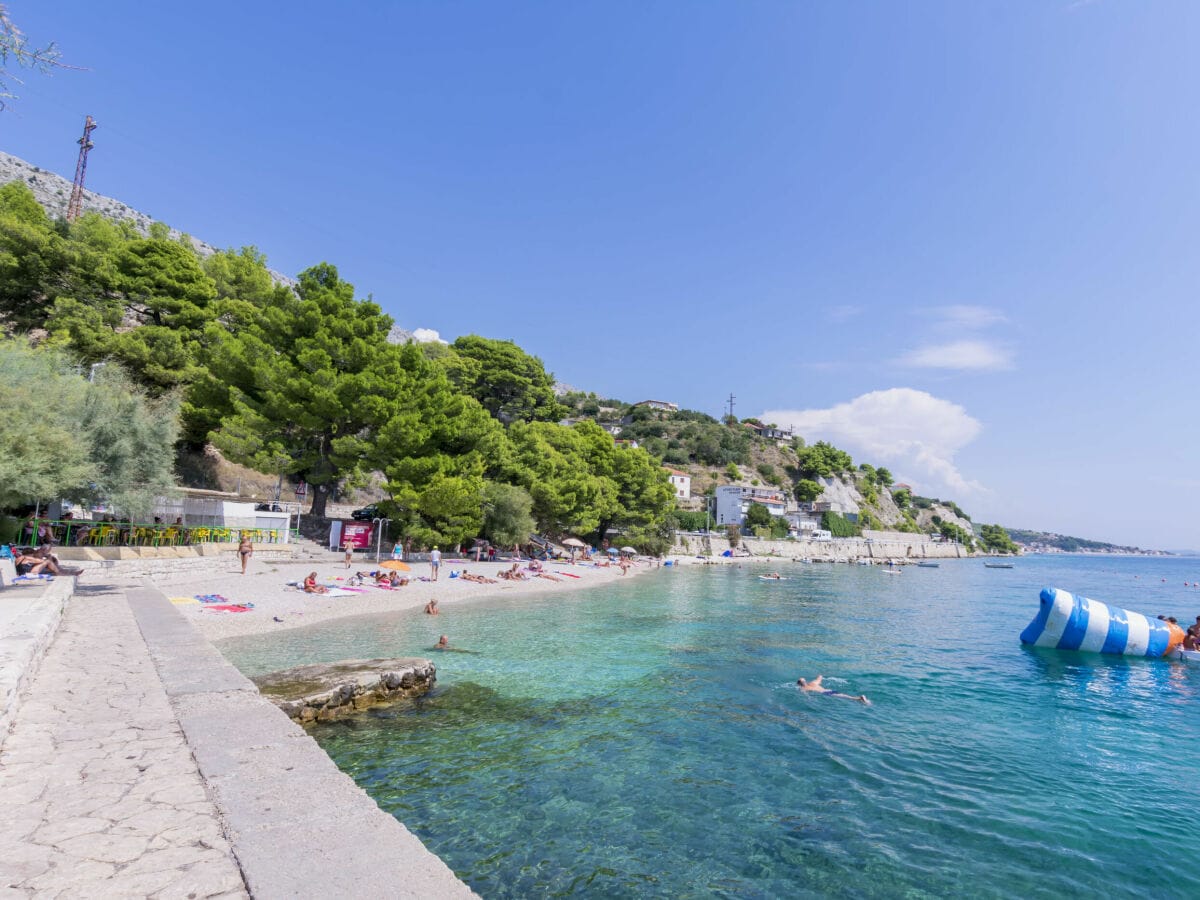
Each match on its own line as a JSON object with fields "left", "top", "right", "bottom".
{"left": 351, "top": 505, "right": 380, "bottom": 521}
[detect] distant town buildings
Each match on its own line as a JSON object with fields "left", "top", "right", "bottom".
{"left": 709, "top": 484, "right": 839, "bottom": 536}
{"left": 713, "top": 486, "right": 788, "bottom": 526}
{"left": 632, "top": 400, "right": 679, "bottom": 412}
{"left": 742, "top": 422, "right": 794, "bottom": 441}
{"left": 664, "top": 469, "right": 691, "bottom": 500}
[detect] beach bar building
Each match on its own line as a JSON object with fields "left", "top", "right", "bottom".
{"left": 153, "top": 488, "right": 292, "bottom": 542}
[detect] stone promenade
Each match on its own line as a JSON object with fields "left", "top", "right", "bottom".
{"left": 0, "top": 580, "right": 476, "bottom": 898}
{"left": 0, "top": 583, "right": 247, "bottom": 897}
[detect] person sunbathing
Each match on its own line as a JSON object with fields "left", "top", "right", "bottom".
{"left": 456, "top": 568, "right": 496, "bottom": 584}
{"left": 302, "top": 572, "right": 328, "bottom": 594}
{"left": 14, "top": 551, "right": 59, "bottom": 577}
{"left": 535, "top": 572, "right": 562, "bottom": 582}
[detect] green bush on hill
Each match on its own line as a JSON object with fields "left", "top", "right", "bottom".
{"left": 822, "top": 511, "right": 861, "bottom": 537}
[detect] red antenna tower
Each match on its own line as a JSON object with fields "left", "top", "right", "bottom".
{"left": 66, "top": 115, "right": 97, "bottom": 222}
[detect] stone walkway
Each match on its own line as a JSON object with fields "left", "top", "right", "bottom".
{"left": 0, "top": 584, "right": 248, "bottom": 898}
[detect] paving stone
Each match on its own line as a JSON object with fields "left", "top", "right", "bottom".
{"left": 30, "top": 815, "right": 111, "bottom": 844}
{"left": 0, "top": 586, "right": 246, "bottom": 896}
{"left": 24, "top": 857, "right": 117, "bottom": 891}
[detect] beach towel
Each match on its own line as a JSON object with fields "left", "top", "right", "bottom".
{"left": 170, "top": 596, "right": 199, "bottom": 605}
{"left": 555, "top": 571, "right": 582, "bottom": 579}
{"left": 200, "top": 604, "right": 254, "bottom": 613}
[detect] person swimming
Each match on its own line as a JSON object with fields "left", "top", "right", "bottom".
{"left": 797, "top": 674, "right": 869, "bottom": 705}
{"left": 431, "top": 634, "right": 476, "bottom": 653}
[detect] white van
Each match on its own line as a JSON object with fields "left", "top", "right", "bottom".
{"left": 812, "top": 529, "right": 833, "bottom": 542}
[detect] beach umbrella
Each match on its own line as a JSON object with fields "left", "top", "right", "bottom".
{"left": 620, "top": 546, "right": 636, "bottom": 554}
{"left": 606, "top": 547, "right": 619, "bottom": 555}
{"left": 380, "top": 559, "right": 412, "bottom": 571}
{"left": 562, "top": 537, "right": 587, "bottom": 548}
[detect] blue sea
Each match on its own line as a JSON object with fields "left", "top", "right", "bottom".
{"left": 219, "top": 555, "right": 1200, "bottom": 898}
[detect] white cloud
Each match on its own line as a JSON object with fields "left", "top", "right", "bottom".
{"left": 825, "top": 305, "right": 862, "bottom": 323}
{"left": 761, "top": 388, "right": 986, "bottom": 497}
{"left": 920, "top": 305, "right": 1007, "bottom": 331}
{"left": 896, "top": 339, "right": 1013, "bottom": 371}
{"left": 412, "top": 328, "right": 447, "bottom": 344}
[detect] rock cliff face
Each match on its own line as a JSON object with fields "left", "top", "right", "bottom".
{"left": 819, "top": 472, "right": 974, "bottom": 535}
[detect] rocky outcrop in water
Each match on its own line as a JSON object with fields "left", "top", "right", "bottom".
{"left": 253, "top": 658, "right": 436, "bottom": 723}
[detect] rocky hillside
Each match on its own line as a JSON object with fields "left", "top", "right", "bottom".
{"left": 0, "top": 150, "right": 295, "bottom": 285}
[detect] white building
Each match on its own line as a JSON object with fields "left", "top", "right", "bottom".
{"left": 665, "top": 469, "right": 691, "bottom": 500}
{"left": 633, "top": 399, "right": 679, "bottom": 412}
{"left": 713, "top": 486, "right": 788, "bottom": 526}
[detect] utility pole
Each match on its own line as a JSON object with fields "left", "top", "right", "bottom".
{"left": 726, "top": 392, "right": 736, "bottom": 421}
{"left": 67, "top": 115, "right": 97, "bottom": 222}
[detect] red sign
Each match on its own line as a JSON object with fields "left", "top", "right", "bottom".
{"left": 341, "top": 522, "right": 373, "bottom": 549}
{"left": 295, "top": 481, "right": 308, "bottom": 498}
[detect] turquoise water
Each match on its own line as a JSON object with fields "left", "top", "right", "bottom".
{"left": 220, "top": 556, "right": 1200, "bottom": 898}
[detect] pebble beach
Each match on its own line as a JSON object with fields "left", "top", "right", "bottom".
{"left": 145, "top": 553, "right": 661, "bottom": 641}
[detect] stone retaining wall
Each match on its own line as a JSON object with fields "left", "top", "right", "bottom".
{"left": 673, "top": 534, "right": 967, "bottom": 562}
{"left": 0, "top": 577, "right": 75, "bottom": 749}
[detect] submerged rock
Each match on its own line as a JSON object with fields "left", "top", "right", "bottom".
{"left": 253, "top": 658, "right": 436, "bottom": 723}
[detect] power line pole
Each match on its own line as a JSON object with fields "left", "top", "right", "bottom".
{"left": 67, "top": 115, "right": 97, "bottom": 222}
{"left": 726, "top": 392, "right": 736, "bottom": 421}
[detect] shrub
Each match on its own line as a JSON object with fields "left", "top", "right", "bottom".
{"left": 821, "top": 511, "right": 861, "bottom": 537}
{"left": 674, "top": 510, "right": 709, "bottom": 531}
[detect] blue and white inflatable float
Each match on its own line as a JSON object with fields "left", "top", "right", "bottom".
{"left": 1020, "top": 587, "right": 1186, "bottom": 658}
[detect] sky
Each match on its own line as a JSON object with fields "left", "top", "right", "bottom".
{"left": 4, "top": 1, "right": 1199, "bottom": 549}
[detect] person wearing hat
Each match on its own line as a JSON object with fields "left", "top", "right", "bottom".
{"left": 429, "top": 546, "right": 441, "bottom": 581}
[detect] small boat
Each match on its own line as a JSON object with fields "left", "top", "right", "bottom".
{"left": 882, "top": 569, "right": 902, "bottom": 575}
{"left": 1171, "top": 648, "right": 1200, "bottom": 663}
{"left": 916, "top": 562, "right": 939, "bottom": 568}
{"left": 984, "top": 563, "right": 1014, "bottom": 569}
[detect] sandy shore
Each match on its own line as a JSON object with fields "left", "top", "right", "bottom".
{"left": 152, "top": 555, "right": 661, "bottom": 641}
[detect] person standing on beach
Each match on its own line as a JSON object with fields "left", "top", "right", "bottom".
{"left": 238, "top": 535, "right": 253, "bottom": 575}
{"left": 430, "top": 546, "right": 441, "bottom": 581}
{"left": 343, "top": 542, "right": 354, "bottom": 569}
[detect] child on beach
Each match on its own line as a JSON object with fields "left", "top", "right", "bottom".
{"left": 343, "top": 543, "right": 354, "bottom": 569}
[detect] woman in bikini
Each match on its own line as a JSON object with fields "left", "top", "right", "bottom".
{"left": 238, "top": 535, "right": 254, "bottom": 574}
